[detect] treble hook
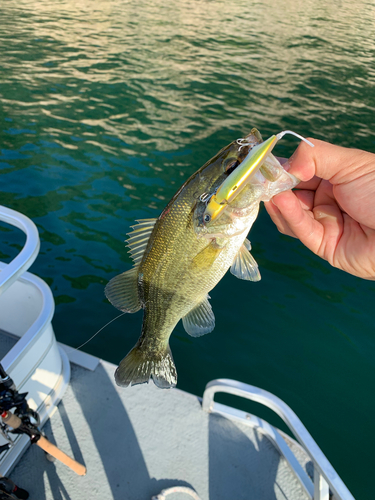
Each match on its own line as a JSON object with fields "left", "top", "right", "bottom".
{"left": 236, "top": 138, "right": 256, "bottom": 151}
{"left": 199, "top": 192, "right": 212, "bottom": 203}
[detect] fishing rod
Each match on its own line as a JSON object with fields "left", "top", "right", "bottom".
{"left": 0, "top": 363, "right": 86, "bottom": 481}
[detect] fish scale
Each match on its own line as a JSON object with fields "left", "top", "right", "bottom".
{"left": 105, "top": 128, "right": 299, "bottom": 388}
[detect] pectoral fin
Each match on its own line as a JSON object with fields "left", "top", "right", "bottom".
{"left": 192, "top": 242, "right": 222, "bottom": 270}
{"left": 230, "top": 239, "right": 261, "bottom": 282}
{"left": 182, "top": 296, "right": 215, "bottom": 337}
{"left": 105, "top": 267, "right": 141, "bottom": 313}
{"left": 260, "top": 154, "right": 283, "bottom": 182}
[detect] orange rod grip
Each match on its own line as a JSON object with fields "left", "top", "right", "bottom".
{"left": 37, "top": 436, "right": 86, "bottom": 476}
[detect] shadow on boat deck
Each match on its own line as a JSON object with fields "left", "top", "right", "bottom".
{"left": 9, "top": 360, "right": 307, "bottom": 500}
{"left": 209, "top": 413, "right": 281, "bottom": 500}
{"left": 9, "top": 363, "right": 196, "bottom": 500}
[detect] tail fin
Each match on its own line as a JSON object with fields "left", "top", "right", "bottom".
{"left": 115, "top": 343, "right": 177, "bottom": 389}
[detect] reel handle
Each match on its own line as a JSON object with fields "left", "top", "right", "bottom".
{"left": 1, "top": 411, "right": 86, "bottom": 476}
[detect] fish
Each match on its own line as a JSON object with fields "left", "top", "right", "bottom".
{"left": 105, "top": 128, "right": 302, "bottom": 389}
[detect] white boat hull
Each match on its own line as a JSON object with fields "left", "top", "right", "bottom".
{"left": 0, "top": 206, "right": 70, "bottom": 475}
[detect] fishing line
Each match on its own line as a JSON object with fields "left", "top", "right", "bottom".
{"left": 276, "top": 130, "right": 314, "bottom": 147}
{"left": 64, "top": 312, "right": 126, "bottom": 355}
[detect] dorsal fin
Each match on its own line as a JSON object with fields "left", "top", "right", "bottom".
{"left": 126, "top": 219, "right": 157, "bottom": 265}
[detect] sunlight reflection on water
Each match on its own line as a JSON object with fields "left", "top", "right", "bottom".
{"left": 1, "top": 1, "right": 375, "bottom": 497}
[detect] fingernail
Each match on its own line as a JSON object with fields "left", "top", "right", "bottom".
{"left": 314, "top": 208, "right": 337, "bottom": 220}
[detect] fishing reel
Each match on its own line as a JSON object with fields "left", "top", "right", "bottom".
{"left": 0, "top": 365, "right": 39, "bottom": 448}
{"left": 0, "top": 386, "right": 39, "bottom": 424}
{"left": 0, "top": 477, "right": 29, "bottom": 500}
{"left": 0, "top": 363, "right": 86, "bottom": 479}
{"left": 0, "top": 367, "right": 30, "bottom": 499}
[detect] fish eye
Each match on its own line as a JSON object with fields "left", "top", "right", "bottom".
{"left": 203, "top": 214, "right": 211, "bottom": 223}
{"left": 223, "top": 157, "right": 239, "bottom": 175}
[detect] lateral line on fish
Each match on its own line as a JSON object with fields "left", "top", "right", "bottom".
{"left": 64, "top": 312, "right": 126, "bottom": 355}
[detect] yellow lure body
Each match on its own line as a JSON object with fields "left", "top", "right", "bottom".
{"left": 204, "top": 134, "right": 278, "bottom": 222}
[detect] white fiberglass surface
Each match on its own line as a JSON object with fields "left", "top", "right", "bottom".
{"left": 0, "top": 275, "right": 43, "bottom": 336}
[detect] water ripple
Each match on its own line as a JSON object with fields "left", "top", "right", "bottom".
{"left": 1, "top": 2, "right": 375, "bottom": 497}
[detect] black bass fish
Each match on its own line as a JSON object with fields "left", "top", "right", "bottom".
{"left": 106, "top": 129, "right": 311, "bottom": 388}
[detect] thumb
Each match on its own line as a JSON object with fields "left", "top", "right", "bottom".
{"left": 287, "top": 138, "right": 374, "bottom": 185}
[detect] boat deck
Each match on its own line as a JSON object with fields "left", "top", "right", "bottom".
{"left": 8, "top": 354, "right": 312, "bottom": 500}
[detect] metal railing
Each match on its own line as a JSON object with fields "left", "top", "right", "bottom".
{"left": 202, "top": 379, "right": 355, "bottom": 500}
{"left": 0, "top": 205, "right": 40, "bottom": 296}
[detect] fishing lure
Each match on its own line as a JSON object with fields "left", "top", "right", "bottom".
{"left": 203, "top": 131, "right": 314, "bottom": 223}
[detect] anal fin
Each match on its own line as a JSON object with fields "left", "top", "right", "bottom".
{"left": 105, "top": 267, "right": 141, "bottom": 313}
{"left": 230, "top": 238, "right": 261, "bottom": 282}
{"left": 182, "top": 296, "right": 215, "bottom": 337}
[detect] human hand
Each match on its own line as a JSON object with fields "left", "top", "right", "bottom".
{"left": 264, "top": 139, "right": 375, "bottom": 280}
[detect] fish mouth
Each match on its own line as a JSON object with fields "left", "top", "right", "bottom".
{"left": 202, "top": 134, "right": 278, "bottom": 224}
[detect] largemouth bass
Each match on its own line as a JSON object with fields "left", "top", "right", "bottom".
{"left": 105, "top": 128, "right": 303, "bottom": 389}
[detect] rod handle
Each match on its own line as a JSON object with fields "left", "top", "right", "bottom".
{"left": 1, "top": 411, "right": 21, "bottom": 428}
{"left": 1, "top": 411, "right": 86, "bottom": 476}
{"left": 37, "top": 436, "right": 86, "bottom": 476}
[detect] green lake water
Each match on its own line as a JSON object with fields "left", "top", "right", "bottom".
{"left": 1, "top": 0, "right": 375, "bottom": 498}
